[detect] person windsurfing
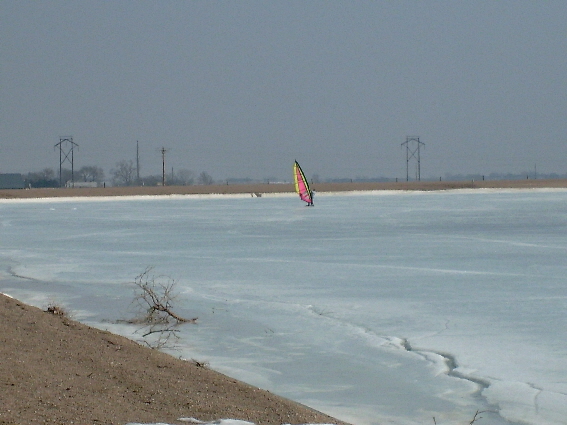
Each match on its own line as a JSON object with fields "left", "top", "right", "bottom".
{"left": 293, "top": 160, "right": 315, "bottom": 206}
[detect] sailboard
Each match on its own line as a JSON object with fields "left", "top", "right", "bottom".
{"left": 293, "top": 160, "right": 313, "bottom": 206}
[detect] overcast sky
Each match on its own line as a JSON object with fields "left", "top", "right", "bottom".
{"left": 2, "top": 1, "right": 566, "bottom": 181}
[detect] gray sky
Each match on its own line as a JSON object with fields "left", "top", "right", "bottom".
{"left": 2, "top": 1, "right": 566, "bottom": 181}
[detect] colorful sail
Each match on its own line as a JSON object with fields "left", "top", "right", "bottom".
{"left": 293, "top": 160, "right": 313, "bottom": 205}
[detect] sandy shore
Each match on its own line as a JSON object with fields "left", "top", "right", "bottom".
{"left": 0, "top": 293, "right": 348, "bottom": 425}
{"left": 2, "top": 178, "right": 567, "bottom": 199}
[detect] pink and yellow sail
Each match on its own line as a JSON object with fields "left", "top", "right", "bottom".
{"left": 293, "top": 160, "right": 313, "bottom": 205}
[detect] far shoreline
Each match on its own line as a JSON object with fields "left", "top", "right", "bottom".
{"left": 2, "top": 178, "right": 567, "bottom": 199}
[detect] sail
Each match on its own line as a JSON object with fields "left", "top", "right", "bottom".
{"left": 293, "top": 160, "right": 313, "bottom": 205}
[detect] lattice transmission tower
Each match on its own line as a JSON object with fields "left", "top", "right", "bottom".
{"left": 401, "top": 136, "right": 424, "bottom": 181}
{"left": 54, "top": 136, "right": 78, "bottom": 187}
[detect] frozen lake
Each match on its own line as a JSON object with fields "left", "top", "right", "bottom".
{"left": 1, "top": 189, "right": 566, "bottom": 425}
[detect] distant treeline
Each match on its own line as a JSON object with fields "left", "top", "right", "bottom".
{"left": 441, "top": 172, "right": 567, "bottom": 182}
{"left": 316, "top": 172, "right": 567, "bottom": 184}
{"left": 322, "top": 172, "right": 567, "bottom": 184}
{"left": 19, "top": 166, "right": 567, "bottom": 189}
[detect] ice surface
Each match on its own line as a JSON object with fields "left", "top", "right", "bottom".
{"left": 2, "top": 189, "right": 567, "bottom": 425}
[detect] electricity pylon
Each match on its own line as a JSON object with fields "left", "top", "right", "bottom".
{"left": 401, "top": 136, "right": 424, "bottom": 181}
{"left": 54, "top": 136, "right": 78, "bottom": 187}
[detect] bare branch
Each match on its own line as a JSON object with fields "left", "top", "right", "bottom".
{"left": 129, "top": 267, "right": 197, "bottom": 349}
{"left": 131, "top": 266, "right": 196, "bottom": 324}
{"left": 469, "top": 410, "right": 486, "bottom": 425}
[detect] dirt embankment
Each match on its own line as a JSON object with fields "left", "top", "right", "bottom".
{"left": 0, "top": 294, "right": 348, "bottom": 425}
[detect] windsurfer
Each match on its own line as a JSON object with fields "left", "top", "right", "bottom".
{"left": 293, "top": 161, "right": 314, "bottom": 206}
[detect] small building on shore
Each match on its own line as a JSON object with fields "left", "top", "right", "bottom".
{"left": 65, "top": 181, "right": 101, "bottom": 188}
{"left": 0, "top": 173, "right": 25, "bottom": 189}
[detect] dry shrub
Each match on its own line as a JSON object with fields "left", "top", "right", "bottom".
{"left": 129, "top": 266, "right": 197, "bottom": 349}
{"left": 45, "top": 303, "right": 69, "bottom": 317}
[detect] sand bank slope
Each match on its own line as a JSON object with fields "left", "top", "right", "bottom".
{"left": 0, "top": 294, "right": 347, "bottom": 425}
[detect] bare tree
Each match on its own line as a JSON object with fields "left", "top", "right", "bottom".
{"left": 129, "top": 267, "right": 196, "bottom": 349}
{"left": 140, "top": 175, "right": 162, "bottom": 186}
{"left": 176, "top": 168, "right": 195, "bottom": 185}
{"left": 197, "top": 171, "right": 213, "bottom": 185}
{"left": 37, "top": 167, "right": 56, "bottom": 180}
{"left": 25, "top": 168, "right": 58, "bottom": 188}
{"left": 111, "top": 160, "right": 136, "bottom": 186}
{"left": 78, "top": 165, "right": 105, "bottom": 182}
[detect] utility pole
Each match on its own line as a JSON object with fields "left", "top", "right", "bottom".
{"left": 401, "top": 136, "right": 424, "bottom": 181}
{"left": 160, "top": 147, "right": 168, "bottom": 186}
{"left": 54, "top": 136, "right": 78, "bottom": 187}
{"left": 136, "top": 141, "right": 140, "bottom": 184}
